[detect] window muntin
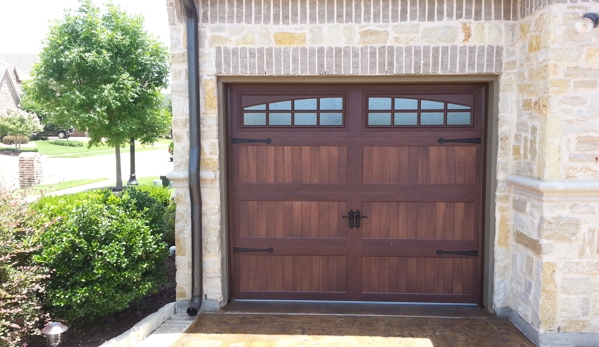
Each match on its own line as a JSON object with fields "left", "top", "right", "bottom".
{"left": 367, "top": 97, "right": 473, "bottom": 127}
{"left": 243, "top": 97, "right": 344, "bottom": 126}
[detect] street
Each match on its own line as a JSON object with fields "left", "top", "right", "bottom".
{"left": 43, "top": 148, "right": 173, "bottom": 184}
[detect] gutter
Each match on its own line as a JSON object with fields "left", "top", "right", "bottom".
{"left": 180, "top": 0, "right": 202, "bottom": 317}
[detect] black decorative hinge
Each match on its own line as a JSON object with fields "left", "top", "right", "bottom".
{"left": 436, "top": 249, "right": 478, "bottom": 256}
{"left": 342, "top": 210, "right": 368, "bottom": 229}
{"left": 233, "top": 247, "right": 274, "bottom": 253}
{"left": 231, "top": 138, "right": 272, "bottom": 144}
{"left": 437, "top": 138, "right": 481, "bottom": 144}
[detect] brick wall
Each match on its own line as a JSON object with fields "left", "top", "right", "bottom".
{"left": 19, "top": 153, "right": 44, "bottom": 188}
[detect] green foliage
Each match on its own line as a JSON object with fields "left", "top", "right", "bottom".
{"left": 31, "top": 189, "right": 167, "bottom": 324}
{"left": 23, "top": 0, "right": 170, "bottom": 189}
{"left": 164, "top": 201, "right": 176, "bottom": 246}
{"left": 49, "top": 140, "right": 84, "bottom": 147}
{"left": 168, "top": 141, "right": 174, "bottom": 155}
{"left": 0, "top": 189, "right": 49, "bottom": 347}
{"left": 0, "top": 109, "right": 43, "bottom": 153}
{"left": 1, "top": 136, "right": 30, "bottom": 145}
{"left": 126, "top": 185, "right": 174, "bottom": 244}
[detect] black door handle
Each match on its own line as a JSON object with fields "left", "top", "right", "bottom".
{"left": 354, "top": 210, "right": 367, "bottom": 229}
{"left": 342, "top": 210, "right": 356, "bottom": 229}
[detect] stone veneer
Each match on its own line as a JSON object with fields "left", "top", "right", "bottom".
{"left": 166, "top": 0, "right": 599, "bottom": 343}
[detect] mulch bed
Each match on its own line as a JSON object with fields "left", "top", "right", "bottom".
{"left": 28, "top": 256, "right": 176, "bottom": 347}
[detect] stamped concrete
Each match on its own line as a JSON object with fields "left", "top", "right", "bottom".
{"left": 166, "top": 302, "right": 534, "bottom": 347}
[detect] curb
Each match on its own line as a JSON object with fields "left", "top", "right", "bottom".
{"left": 99, "top": 302, "right": 175, "bottom": 347}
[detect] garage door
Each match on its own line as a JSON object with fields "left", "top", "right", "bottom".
{"left": 228, "top": 84, "right": 485, "bottom": 304}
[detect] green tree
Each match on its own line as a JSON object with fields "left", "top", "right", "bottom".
{"left": 0, "top": 108, "right": 43, "bottom": 153}
{"left": 22, "top": 0, "right": 170, "bottom": 190}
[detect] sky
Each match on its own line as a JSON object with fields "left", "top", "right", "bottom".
{"left": 0, "top": 0, "right": 170, "bottom": 54}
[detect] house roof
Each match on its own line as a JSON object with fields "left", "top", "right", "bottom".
{"left": 0, "top": 53, "right": 38, "bottom": 78}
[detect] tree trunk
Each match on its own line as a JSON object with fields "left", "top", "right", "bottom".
{"left": 115, "top": 145, "right": 123, "bottom": 190}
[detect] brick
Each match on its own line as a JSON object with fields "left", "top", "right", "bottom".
{"left": 265, "top": 47, "right": 275, "bottom": 75}
{"left": 282, "top": 47, "right": 291, "bottom": 75}
{"left": 299, "top": 47, "right": 308, "bottom": 75}
{"left": 354, "top": 0, "right": 362, "bottom": 23}
{"left": 344, "top": 0, "right": 353, "bottom": 23}
{"left": 413, "top": 46, "right": 423, "bottom": 74}
{"left": 467, "top": 46, "right": 476, "bottom": 73}
{"left": 404, "top": 46, "right": 413, "bottom": 74}
{"left": 364, "top": 0, "right": 372, "bottom": 22}
{"left": 274, "top": 47, "right": 283, "bottom": 75}
{"left": 399, "top": 0, "right": 408, "bottom": 22}
{"left": 318, "top": 0, "right": 326, "bottom": 23}
{"left": 263, "top": 0, "right": 272, "bottom": 24}
{"left": 299, "top": 0, "right": 307, "bottom": 24}
{"left": 326, "top": 46, "right": 334, "bottom": 74}
{"left": 309, "top": 0, "right": 317, "bottom": 24}
{"left": 343, "top": 46, "right": 351, "bottom": 74}
{"left": 291, "top": 47, "right": 299, "bottom": 75}
{"left": 422, "top": 45, "right": 431, "bottom": 74}
{"left": 386, "top": 46, "right": 395, "bottom": 74}
{"left": 257, "top": 47, "right": 266, "bottom": 75}
{"left": 396, "top": 46, "right": 404, "bottom": 74}
{"left": 239, "top": 47, "right": 247, "bottom": 74}
{"left": 281, "top": 0, "right": 290, "bottom": 25}
{"left": 334, "top": 47, "right": 343, "bottom": 74}
{"left": 317, "top": 47, "right": 326, "bottom": 74}
{"left": 418, "top": 0, "right": 426, "bottom": 21}
{"left": 360, "top": 46, "right": 368, "bottom": 74}
{"left": 336, "top": 0, "right": 344, "bottom": 23}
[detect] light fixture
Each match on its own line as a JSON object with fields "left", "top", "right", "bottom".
{"left": 575, "top": 13, "right": 599, "bottom": 34}
{"left": 41, "top": 322, "right": 69, "bottom": 347}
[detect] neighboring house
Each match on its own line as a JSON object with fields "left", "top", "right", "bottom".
{"left": 0, "top": 53, "right": 37, "bottom": 115}
{"left": 166, "top": 1, "right": 599, "bottom": 346}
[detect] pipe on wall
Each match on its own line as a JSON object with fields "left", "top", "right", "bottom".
{"left": 179, "top": 0, "right": 203, "bottom": 317}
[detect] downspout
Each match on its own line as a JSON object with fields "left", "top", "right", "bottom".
{"left": 180, "top": 0, "right": 202, "bottom": 316}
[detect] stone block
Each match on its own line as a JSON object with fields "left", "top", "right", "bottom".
{"left": 576, "top": 136, "right": 599, "bottom": 152}
{"left": 421, "top": 26, "right": 459, "bottom": 44}
{"left": 273, "top": 32, "right": 306, "bottom": 46}
{"left": 540, "top": 216, "right": 581, "bottom": 242}
{"left": 561, "top": 261, "right": 599, "bottom": 274}
{"left": 561, "top": 277, "right": 593, "bottom": 295}
{"left": 528, "top": 35, "right": 543, "bottom": 52}
{"left": 561, "top": 319, "right": 590, "bottom": 333}
{"left": 358, "top": 29, "right": 388, "bottom": 45}
{"left": 515, "top": 230, "right": 542, "bottom": 255}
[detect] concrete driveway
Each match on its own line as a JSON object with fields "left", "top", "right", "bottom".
{"left": 43, "top": 148, "right": 173, "bottom": 184}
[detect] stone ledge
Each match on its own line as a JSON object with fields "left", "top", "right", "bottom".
{"left": 99, "top": 302, "right": 175, "bottom": 347}
{"left": 506, "top": 175, "right": 599, "bottom": 202}
{"left": 167, "top": 170, "right": 216, "bottom": 187}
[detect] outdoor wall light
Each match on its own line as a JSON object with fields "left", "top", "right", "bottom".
{"left": 41, "top": 322, "right": 69, "bottom": 347}
{"left": 575, "top": 13, "right": 599, "bottom": 33}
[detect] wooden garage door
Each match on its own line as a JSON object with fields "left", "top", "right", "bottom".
{"left": 228, "top": 84, "right": 485, "bottom": 304}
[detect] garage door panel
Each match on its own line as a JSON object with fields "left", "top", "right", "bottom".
{"left": 238, "top": 200, "right": 348, "bottom": 238}
{"left": 238, "top": 255, "right": 347, "bottom": 292}
{"left": 362, "top": 202, "right": 477, "bottom": 240}
{"left": 363, "top": 146, "right": 477, "bottom": 184}
{"left": 238, "top": 145, "right": 348, "bottom": 184}
{"left": 361, "top": 256, "right": 476, "bottom": 296}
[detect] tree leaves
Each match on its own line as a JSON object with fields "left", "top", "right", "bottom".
{"left": 22, "top": 0, "right": 171, "bottom": 189}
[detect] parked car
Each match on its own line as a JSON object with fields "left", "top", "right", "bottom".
{"left": 33, "top": 125, "right": 74, "bottom": 139}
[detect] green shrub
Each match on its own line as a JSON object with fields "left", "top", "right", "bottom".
{"left": 1, "top": 135, "right": 29, "bottom": 145}
{"left": 164, "top": 201, "right": 176, "bottom": 246}
{"left": 126, "top": 185, "right": 173, "bottom": 244}
{"left": 49, "top": 140, "right": 84, "bottom": 147}
{"left": 0, "top": 189, "right": 49, "bottom": 347}
{"left": 31, "top": 189, "right": 167, "bottom": 324}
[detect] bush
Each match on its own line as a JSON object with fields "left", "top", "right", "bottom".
{"left": 31, "top": 189, "right": 167, "bottom": 324}
{"left": 1, "top": 136, "right": 29, "bottom": 145}
{"left": 0, "top": 189, "right": 49, "bottom": 347}
{"left": 49, "top": 140, "right": 84, "bottom": 147}
{"left": 126, "top": 185, "right": 174, "bottom": 245}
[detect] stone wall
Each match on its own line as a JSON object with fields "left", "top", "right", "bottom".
{"left": 167, "top": 0, "right": 599, "bottom": 340}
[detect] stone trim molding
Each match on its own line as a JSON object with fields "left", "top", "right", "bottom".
{"left": 506, "top": 174, "right": 599, "bottom": 203}
{"left": 198, "top": 0, "right": 517, "bottom": 24}
{"left": 496, "top": 307, "right": 599, "bottom": 347}
{"left": 216, "top": 45, "right": 503, "bottom": 76}
{"left": 167, "top": 170, "right": 217, "bottom": 188}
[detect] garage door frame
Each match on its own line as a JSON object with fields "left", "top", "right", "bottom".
{"left": 217, "top": 76, "right": 499, "bottom": 310}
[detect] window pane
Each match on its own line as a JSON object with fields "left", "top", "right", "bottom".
{"left": 368, "top": 97, "right": 391, "bottom": 110}
{"left": 244, "top": 113, "right": 266, "bottom": 125}
{"left": 294, "top": 98, "right": 317, "bottom": 110}
{"left": 269, "top": 113, "right": 292, "bottom": 125}
{"left": 320, "top": 113, "right": 343, "bottom": 125}
{"left": 421, "top": 100, "right": 444, "bottom": 109}
{"left": 420, "top": 112, "right": 444, "bottom": 125}
{"left": 394, "top": 98, "right": 418, "bottom": 110}
{"left": 295, "top": 113, "right": 317, "bottom": 125}
{"left": 447, "top": 112, "right": 472, "bottom": 125}
{"left": 368, "top": 113, "right": 392, "bottom": 126}
{"left": 447, "top": 103, "right": 470, "bottom": 110}
{"left": 269, "top": 101, "right": 292, "bottom": 110}
{"left": 244, "top": 104, "right": 266, "bottom": 110}
{"left": 394, "top": 112, "right": 418, "bottom": 125}
{"left": 320, "top": 98, "right": 343, "bottom": 110}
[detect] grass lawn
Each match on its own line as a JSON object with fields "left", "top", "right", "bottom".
{"left": 28, "top": 178, "right": 109, "bottom": 194}
{"left": 32, "top": 139, "right": 169, "bottom": 158}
